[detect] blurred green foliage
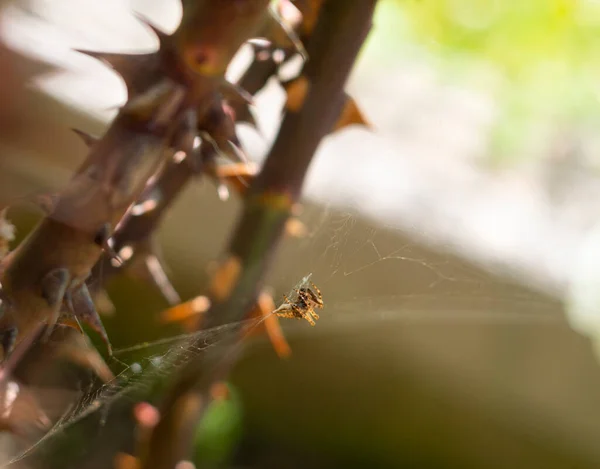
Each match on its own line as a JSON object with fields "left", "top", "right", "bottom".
{"left": 369, "top": 0, "right": 600, "bottom": 163}
{"left": 193, "top": 384, "right": 244, "bottom": 467}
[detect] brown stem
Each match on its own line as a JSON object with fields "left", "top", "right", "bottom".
{"left": 139, "top": 2, "right": 378, "bottom": 468}
{"left": 0, "top": 87, "right": 185, "bottom": 355}
{"left": 91, "top": 44, "right": 286, "bottom": 290}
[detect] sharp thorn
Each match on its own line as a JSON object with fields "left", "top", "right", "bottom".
{"left": 126, "top": 238, "right": 181, "bottom": 305}
{"left": 333, "top": 94, "right": 372, "bottom": 132}
{"left": 75, "top": 48, "right": 158, "bottom": 97}
{"left": 40, "top": 268, "right": 70, "bottom": 342}
{"left": 220, "top": 81, "right": 254, "bottom": 106}
{"left": 70, "top": 284, "right": 112, "bottom": 357}
{"left": 132, "top": 13, "right": 170, "bottom": 47}
{"left": 261, "top": 9, "right": 308, "bottom": 60}
{"left": 93, "top": 224, "right": 123, "bottom": 266}
{"left": 143, "top": 254, "right": 181, "bottom": 305}
{"left": 159, "top": 296, "right": 211, "bottom": 325}
{"left": 227, "top": 140, "right": 249, "bottom": 164}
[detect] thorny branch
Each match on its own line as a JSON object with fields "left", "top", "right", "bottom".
{"left": 89, "top": 0, "right": 365, "bottom": 355}
{"left": 0, "top": 84, "right": 186, "bottom": 358}
{"left": 138, "top": 2, "right": 378, "bottom": 468}
{"left": 0, "top": 0, "right": 281, "bottom": 361}
{"left": 0, "top": 0, "right": 375, "bottom": 465}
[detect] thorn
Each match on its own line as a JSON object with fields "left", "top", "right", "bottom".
{"left": 282, "top": 75, "right": 310, "bottom": 113}
{"left": 124, "top": 80, "right": 185, "bottom": 128}
{"left": 220, "top": 80, "right": 254, "bottom": 107}
{"left": 57, "top": 310, "right": 84, "bottom": 335}
{"left": 126, "top": 237, "right": 180, "bottom": 305}
{"left": 159, "top": 296, "right": 211, "bottom": 328}
{"left": 40, "top": 268, "right": 70, "bottom": 336}
{"left": 230, "top": 100, "right": 261, "bottom": 132}
{"left": 333, "top": 94, "right": 372, "bottom": 132}
{"left": 248, "top": 291, "right": 292, "bottom": 359}
{"left": 213, "top": 162, "right": 258, "bottom": 179}
{"left": 71, "top": 128, "right": 99, "bottom": 147}
{"left": 128, "top": 253, "right": 181, "bottom": 306}
{"left": 51, "top": 326, "right": 115, "bottom": 383}
{"left": 227, "top": 140, "right": 249, "bottom": 164}
{"left": 75, "top": 49, "right": 157, "bottom": 97}
{"left": 145, "top": 255, "right": 181, "bottom": 305}
{"left": 206, "top": 161, "right": 256, "bottom": 197}
{"left": 93, "top": 224, "right": 123, "bottom": 266}
{"left": 70, "top": 284, "right": 112, "bottom": 357}
{"left": 261, "top": 8, "right": 307, "bottom": 60}
{"left": 208, "top": 256, "right": 242, "bottom": 302}
{"left": 132, "top": 13, "right": 170, "bottom": 48}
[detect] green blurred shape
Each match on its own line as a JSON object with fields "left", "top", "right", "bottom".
{"left": 387, "top": 0, "right": 600, "bottom": 163}
{"left": 193, "top": 384, "right": 244, "bottom": 468}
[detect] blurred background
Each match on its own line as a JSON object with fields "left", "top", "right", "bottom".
{"left": 3, "top": 0, "right": 600, "bottom": 468}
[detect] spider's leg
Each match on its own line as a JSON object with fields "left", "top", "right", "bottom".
{"left": 294, "top": 304, "right": 315, "bottom": 326}
{"left": 309, "top": 282, "right": 324, "bottom": 307}
{"left": 294, "top": 289, "right": 308, "bottom": 301}
{"left": 309, "top": 307, "right": 320, "bottom": 320}
{"left": 309, "top": 281, "right": 322, "bottom": 299}
{"left": 288, "top": 301, "right": 306, "bottom": 321}
{"left": 275, "top": 312, "right": 297, "bottom": 319}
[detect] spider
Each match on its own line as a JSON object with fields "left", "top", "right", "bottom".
{"left": 273, "top": 281, "right": 324, "bottom": 326}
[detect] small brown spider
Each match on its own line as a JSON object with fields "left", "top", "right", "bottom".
{"left": 273, "top": 281, "right": 324, "bottom": 326}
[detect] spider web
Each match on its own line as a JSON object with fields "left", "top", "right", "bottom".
{"left": 2, "top": 206, "right": 563, "bottom": 468}
{"left": 0, "top": 1, "right": 586, "bottom": 467}
{"left": 1, "top": 273, "right": 322, "bottom": 467}
{"left": 0, "top": 128, "right": 569, "bottom": 467}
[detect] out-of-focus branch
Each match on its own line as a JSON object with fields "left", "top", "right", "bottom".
{"left": 89, "top": 2, "right": 308, "bottom": 299}
{"left": 139, "top": 2, "right": 378, "bottom": 468}
{"left": 0, "top": 83, "right": 185, "bottom": 358}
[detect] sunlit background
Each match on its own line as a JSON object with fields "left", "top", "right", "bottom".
{"left": 2, "top": 0, "right": 600, "bottom": 468}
